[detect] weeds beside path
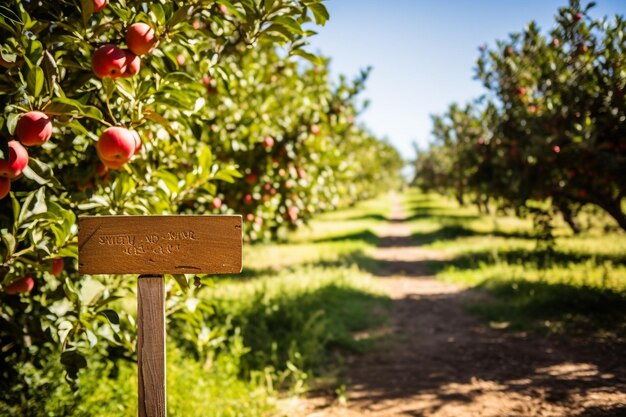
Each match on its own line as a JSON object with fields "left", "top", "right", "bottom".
{"left": 292, "top": 193, "right": 626, "bottom": 417}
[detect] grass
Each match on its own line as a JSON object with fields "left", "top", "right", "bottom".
{"left": 403, "top": 189, "right": 626, "bottom": 337}
{"left": 1, "top": 196, "right": 392, "bottom": 417}
{"left": 9, "top": 190, "right": 624, "bottom": 416}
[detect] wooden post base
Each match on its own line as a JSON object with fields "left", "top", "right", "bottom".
{"left": 137, "top": 275, "right": 166, "bottom": 417}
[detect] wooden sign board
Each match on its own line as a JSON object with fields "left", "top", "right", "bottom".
{"left": 78, "top": 215, "right": 242, "bottom": 275}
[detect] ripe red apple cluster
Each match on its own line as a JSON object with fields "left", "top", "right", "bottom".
{"left": 97, "top": 126, "right": 142, "bottom": 170}
{"left": 3, "top": 257, "right": 64, "bottom": 295}
{"left": 0, "top": 110, "right": 54, "bottom": 199}
{"left": 92, "top": 22, "right": 157, "bottom": 79}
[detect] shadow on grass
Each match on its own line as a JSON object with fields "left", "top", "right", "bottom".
{"left": 425, "top": 248, "right": 626, "bottom": 275}
{"left": 404, "top": 201, "right": 481, "bottom": 223}
{"left": 411, "top": 225, "right": 535, "bottom": 246}
{"left": 470, "top": 279, "right": 626, "bottom": 336}
{"left": 313, "top": 230, "right": 379, "bottom": 245}
{"left": 345, "top": 213, "right": 390, "bottom": 222}
{"left": 225, "top": 282, "right": 390, "bottom": 378}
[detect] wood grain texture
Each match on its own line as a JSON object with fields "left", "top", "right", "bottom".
{"left": 138, "top": 275, "right": 166, "bottom": 417}
{"left": 78, "top": 215, "right": 242, "bottom": 275}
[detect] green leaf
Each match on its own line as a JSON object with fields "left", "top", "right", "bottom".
{"left": 80, "top": 0, "right": 94, "bottom": 26}
{"left": 56, "top": 244, "right": 78, "bottom": 259}
{"left": 44, "top": 97, "right": 104, "bottom": 120}
{"left": 272, "top": 16, "right": 303, "bottom": 35}
{"left": 6, "top": 113, "right": 18, "bottom": 135}
{"left": 167, "top": 5, "right": 193, "bottom": 29}
{"left": 26, "top": 66, "right": 44, "bottom": 97}
{"left": 0, "top": 5, "right": 23, "bottom": 26}
{"left": 151, "top": 3, "right": 166, "bottom": 25}
{"left": 63, "top": 276, "right": 79, "bottom": 303}
{"left": 291, "top": 48, "right": 322, "bottom": 65}
{"left": 1, "top": 230, "right": 16, "bottom": 258}
{"left": 85, "top": 329, "right": 97, "bottom": 348}
{"left": 212, "top": 166, "right": 242, "bottom": 183}
{"left": 22, "top": 157, "right": 63, "bottom": 187}
{"left": 216, "top": 0, "right": 244, "bottom": 20}
{"left": 172, "top": 274, "right": 189, "bottom": 291}
{"left": 42, "top": 50, "right": 59, "bottom": 92}
{"left": 60, "top": 350, "right": 87, "bottom": 380}
{"left": 98, "top": 309, "right": 120, "bottom": 325}
{"left": 308, "top": 3, "right": 329, "bottom": 26}
{"left": 144, "top": 109, "right": 176, "bottom": 136}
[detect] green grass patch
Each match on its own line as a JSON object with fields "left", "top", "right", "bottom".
{"left": 1, "top": 196, "right": 392, "bottom": 416}
{"left": 404, "top": 189, "right": 626, "bottom": 338}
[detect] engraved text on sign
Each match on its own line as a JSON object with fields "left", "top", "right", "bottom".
{"left": 78, "top": 215, "right": 243, "bottom": 275}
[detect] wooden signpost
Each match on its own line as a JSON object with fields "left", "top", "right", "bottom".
{"left": 78, "top": 215, "right": 243, "bottom": 417}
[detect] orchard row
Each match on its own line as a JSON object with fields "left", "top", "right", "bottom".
{"left": 413, "top": 0, "right": 626, "bottom": 233}
{"left": 0, "top": 0, "right": 403, "bottom": 388}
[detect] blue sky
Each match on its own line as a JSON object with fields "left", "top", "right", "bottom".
{"left": 307, "top": 0, "right": 626, "bottom": 159}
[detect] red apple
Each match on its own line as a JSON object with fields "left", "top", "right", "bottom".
{"left": 0, "top": 140, "right": 29, "bottom": 178}
{"left": 0, "top": 177, "right": 10, "bottom": 200}
{"left": 0, "top": 54, "right": 19, "bottom": 69}
{"left": 553, "top": 145, "right": 561, "bottom": 153}
{"left": 245, "top": 173, "right": 258, "bottom": 185}
{"left": 574, "top": 12, "right": 583, "bottom": 22}
{"left": 51, "top": 258, "right": 64, "bottom": 276}
{"left": 122, "top": 50, "right": 141, "bottom": 77}
{"left": 287, "top": 206, "right": 299, "bottom": 221}
{"left": 92, "top": 44, "right": 127, "bottom": 79}
{"left": 93, "top": 0, "right": 107, "bottom": 12}
{"left": 97, "top": 127, "right": 136, "bottom": 167}
{"left": 243, "top": 193, "right": 253, "bottom": 204}
{"left": 102, "top": 159, "right": 127, "bottom": 170}
{"left": 202, "top": 75, "right": 218, "bottom": 95}
{"left": 246, "top": 213, "right": 255, "bottom": 222}
{"left": 516, "top": 87, "right": 526, "bottom": 96}
{"left": 212, "top": 197, "right": 222, "bottom": 209}
{"left": 77, "top": 180, "right": 94, "bottom": 191}
{"left": 125, "top": 23, "right": 157, "bottom": 56}
{"left": 263, "top": 136, "right": 274, "bottom": 147}
{"left": 4, "top": 277, "right": 34, "bottom": 295}
{"left": 16, "top": 111, "right": 52, "bottom": 146}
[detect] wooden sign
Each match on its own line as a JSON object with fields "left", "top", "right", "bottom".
{"left": 78, "top": 214, "right": 243, "bottom": 417}
{"left": 78, "top": 215, "right": 242, "bottom": 275}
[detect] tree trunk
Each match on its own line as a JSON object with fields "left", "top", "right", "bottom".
{"left": 562, "top": 211, "right": 581, "bottom": 234}
{"left": 597, "top": 198, "right": 626, "bottom": 232}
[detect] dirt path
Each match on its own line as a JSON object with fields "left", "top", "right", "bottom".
{"left": 287, "top": 195, "right": 626, "bottom": 417}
